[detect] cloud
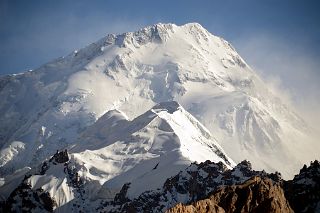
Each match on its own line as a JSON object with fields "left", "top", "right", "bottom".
{"left": 232, "top": 33, "right": 320, "bottom": 131}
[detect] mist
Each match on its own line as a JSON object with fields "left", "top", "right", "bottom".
{"left": 233, "top": 33, "right": 320, "bottom": 133}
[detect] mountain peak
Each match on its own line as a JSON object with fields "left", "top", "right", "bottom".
{"left": 0, "top": 22, "right": 318, "bottom": 212}
{"left": 182, "top": 22, "right": 206, "bottom": 31}
{"left": 104, "top": 22, "right": 211, "bottom": 48}
{"left": 152, "top": 22, "right": 175, "bottom": 28}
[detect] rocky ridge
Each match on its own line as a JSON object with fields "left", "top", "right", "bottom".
{"left": 99, "top": 160, "right": 281, "bottom": 212}
{"left": 166, "top": 161, "right": 320, "bottom": 213}
{"left": 284, "top": 160, "right": 320, "bottom": 213}
{"left": 166, "top": 176, "right": 293, "bottom": 213}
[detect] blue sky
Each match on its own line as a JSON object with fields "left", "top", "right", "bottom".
{"left": 1, "top": 0, "right": 320, "bottom": 122}
{"left": 1, "top": 0, "right": 319, "bottom": 74}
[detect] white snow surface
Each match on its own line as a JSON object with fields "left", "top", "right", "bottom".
{"left": 0, "top": 22, "right": 318, "bottom": 188}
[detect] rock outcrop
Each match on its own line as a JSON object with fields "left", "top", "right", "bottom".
{"left": 166, "top": 176, "right": 293, "bottom": 213}
{"left": 100, "top": 160, "right": 282, "bottom": 212}
{"left": 0, "top": 150, "right": 85, "bottom": 213}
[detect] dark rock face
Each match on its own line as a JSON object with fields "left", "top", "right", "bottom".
{"left": 284, "top": 160, "right": 320, "bottom": 213}
{"left": 50, "top": 149, "right": 69, "bottom": 164}
{"left": 114, "top": 183, "right": 131, "bottom": 204}
{"left": 166, "top": 176, "right": 293, "bottom": 213}
{"left": 163, "top": 160, "right": 228, "bottom": 201}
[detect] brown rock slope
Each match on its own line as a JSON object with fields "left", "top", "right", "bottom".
{"left": 166, "top": 176, "right": 293, "bottom": 213}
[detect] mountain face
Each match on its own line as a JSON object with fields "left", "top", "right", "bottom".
{"left": 0, "top": 23, "right": 317, "bottom": 181}
{"left": 0, "top": 22, "right": 319, "bottom": 211}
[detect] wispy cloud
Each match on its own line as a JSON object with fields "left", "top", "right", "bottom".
{"left": 233, "top": 33, "right": 320, "bottom": 130}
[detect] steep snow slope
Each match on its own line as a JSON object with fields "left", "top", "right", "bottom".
{"left": 0, "top": 102, "right": 234, "bottom": 211}
{"left": 0, "top": 23, "right": 317, "bottom": 179}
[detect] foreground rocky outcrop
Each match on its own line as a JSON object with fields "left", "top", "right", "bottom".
{"left": 166, "top": 176, "right": 293, "bottom": 213}
{"left": 1, "top": 149, "right": 319, "bottom": 212}
{"left": 166, "top": 160, "right": 320, "bottom": 213}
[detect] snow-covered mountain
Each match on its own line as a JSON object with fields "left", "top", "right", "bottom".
{"left": 0, "top": 22, "right": 318, "bottom": 191}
